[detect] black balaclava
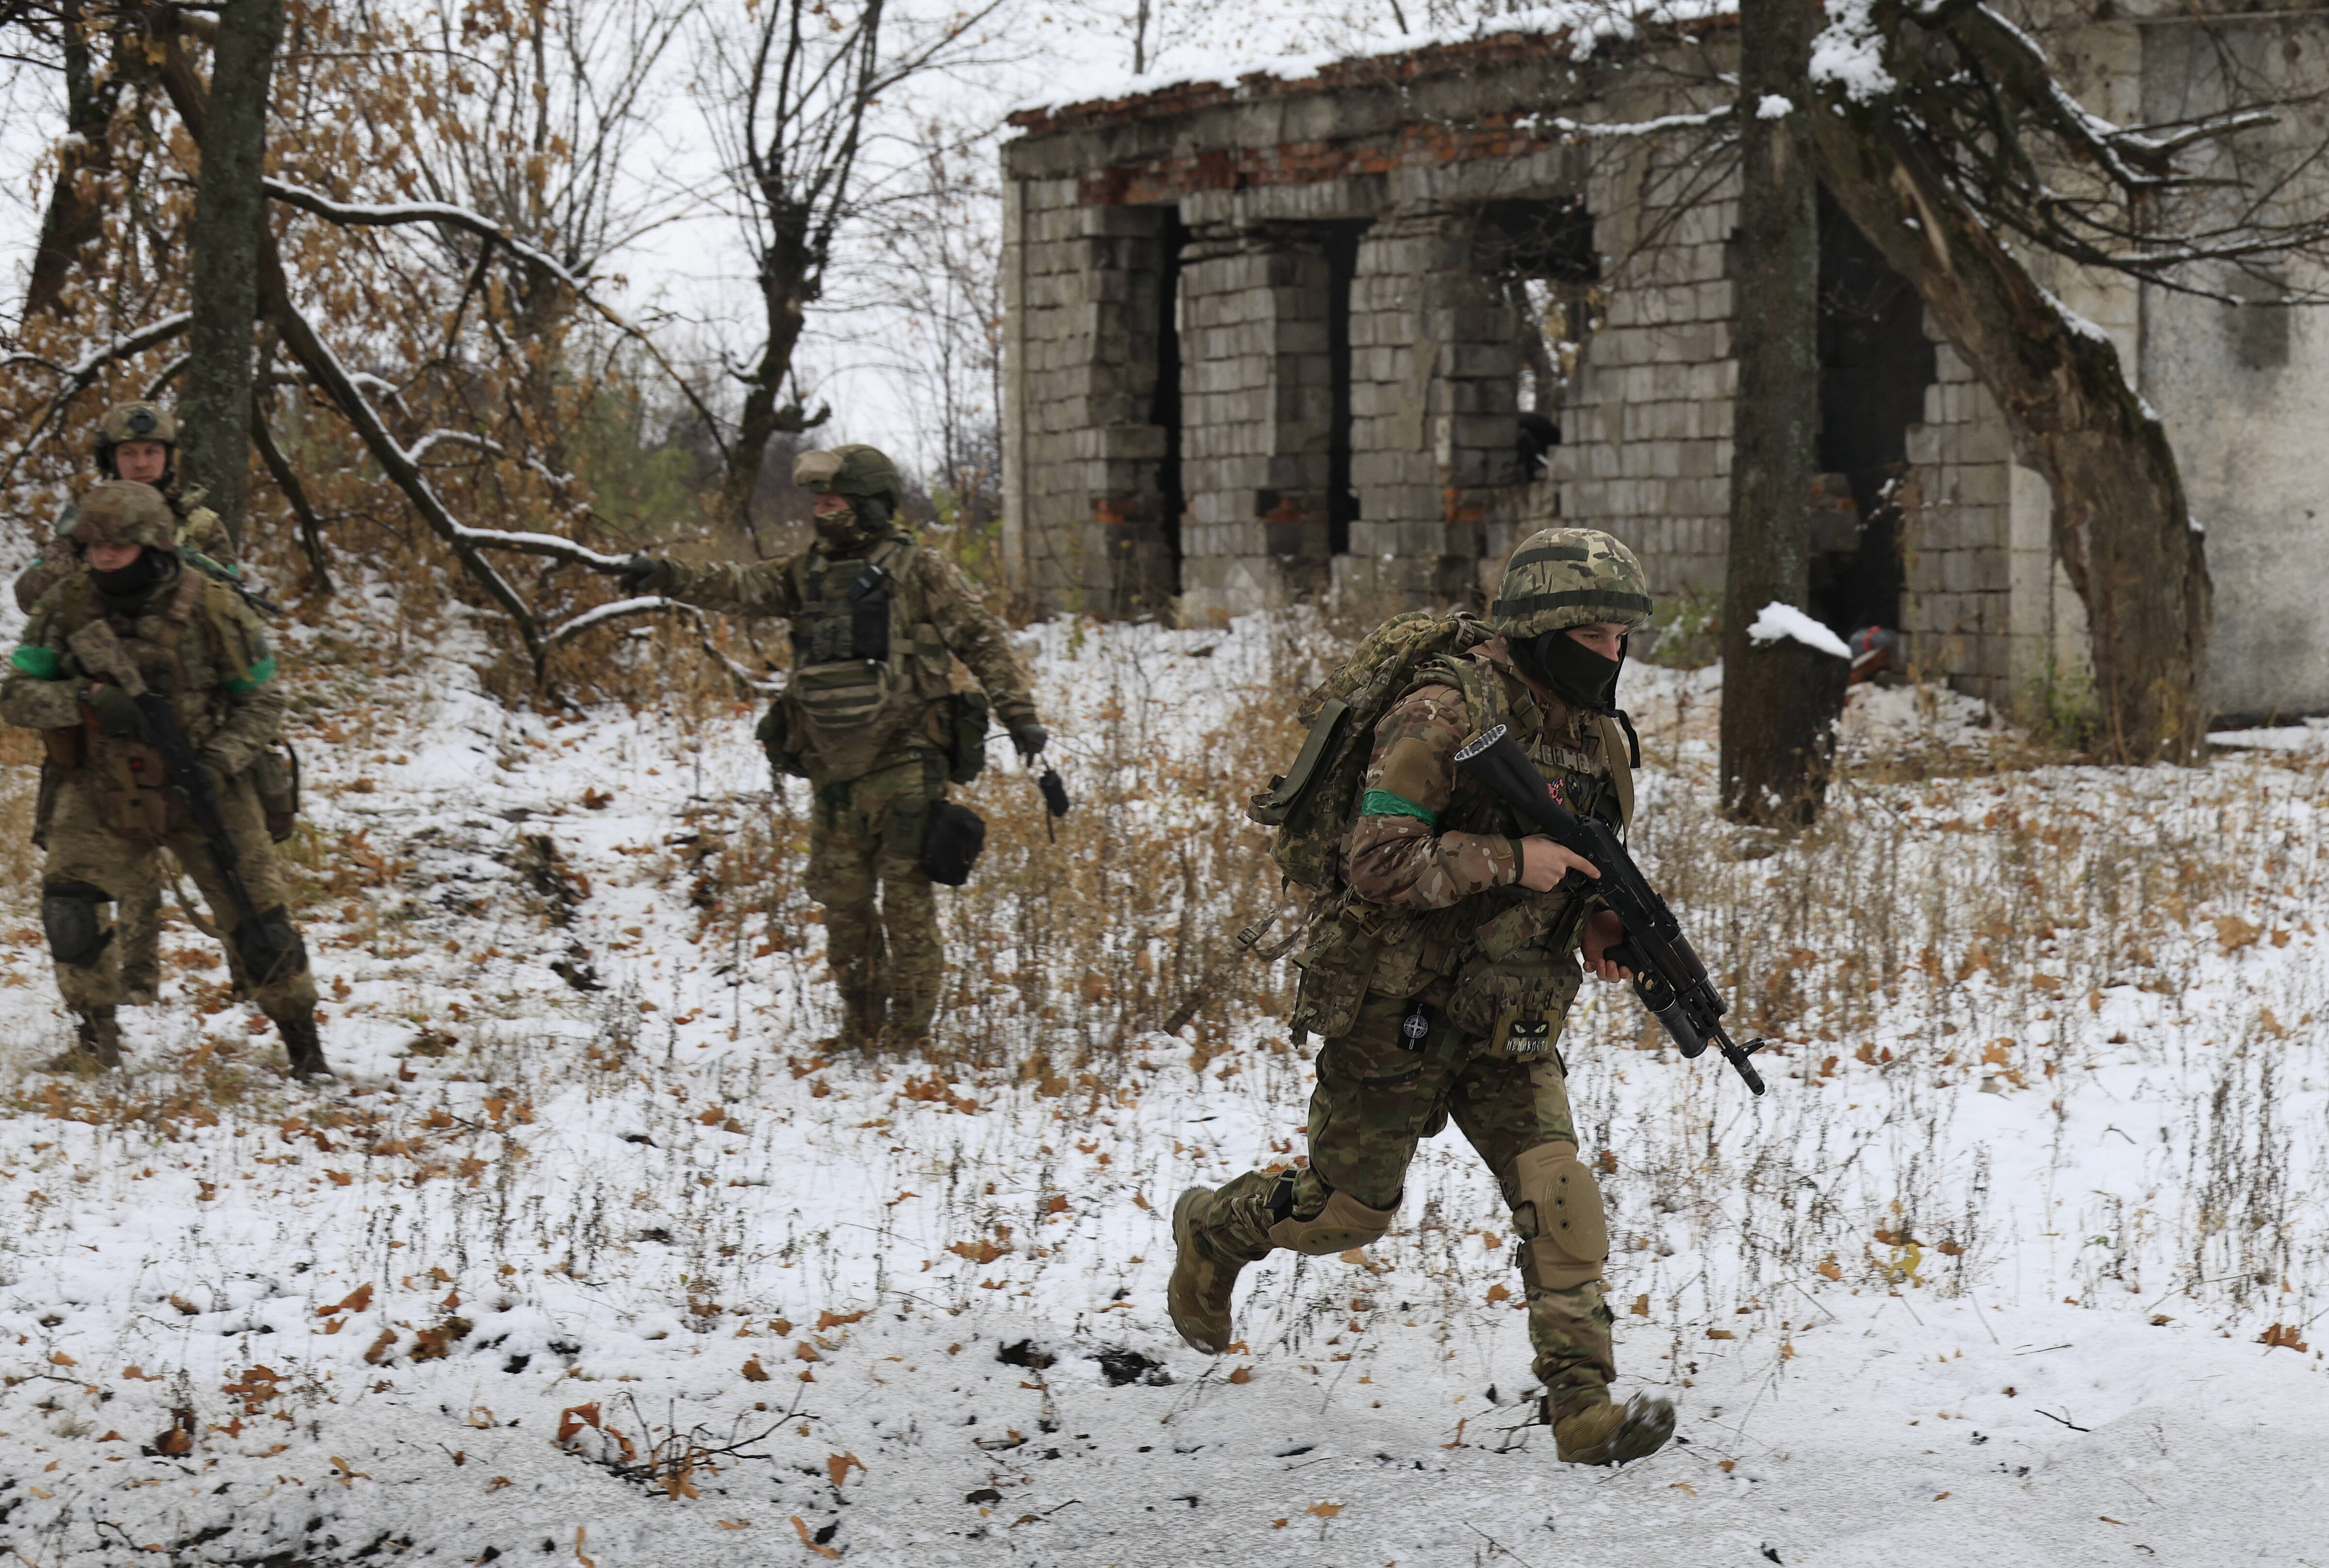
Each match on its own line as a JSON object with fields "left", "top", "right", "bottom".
{"left": 1514, "top": 627, "right": 1626, "bottom": 714}
{"left": 92, "top": 545, "right": 177, "bottom": 610}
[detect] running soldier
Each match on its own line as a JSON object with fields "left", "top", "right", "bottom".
{"left": 1168, "top": 528, "right": 1676, "bottom": 1466}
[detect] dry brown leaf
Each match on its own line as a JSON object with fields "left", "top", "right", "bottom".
{"left": 742, "top": 1356, "right": 771, "bottom": 1382}
{"left": 789, "top": 1515, "right": 840, "bottom": 1559}
{"left": 1226, "top": 1365, "right": 1253, "bottom": 1384}
{"left": 827, "top": 1451, "right": 865, "bottom": 1488}
{"left": 1304, "top": 1500, "right": 1344, "bottom": 1518}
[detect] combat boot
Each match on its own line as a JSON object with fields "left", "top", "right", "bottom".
{"left": 1547, "top": 1389, "right": 1675, "bottom": 1465}
{"left": 837, "top": 988, "right": 885, "bottom": 1051}
{"left": 1168, "top": 1186, "right": 1254, "bottom": 1355}
{"left": 41, "top": 1008, "right": 124, "bottom": 1073}
{"left": 276, "top": 1012, "right": 333, "bottom": 1081}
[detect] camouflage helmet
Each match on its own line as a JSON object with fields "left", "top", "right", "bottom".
{"left": 1490, "top": 527, "right": 1653, "bottom": 638}
{"left": 67, "top": 481, "right": 176, "bottom": 551}
{"left": 94, "top": 401, "right": 179, "bottom": 462}
{"left": 793, "top": 444, "right": 903, "bottom": 510}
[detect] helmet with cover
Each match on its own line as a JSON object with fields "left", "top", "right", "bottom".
{"left": 67, "top": 480, "right": 177, "bottom": 551}
{"left": 1491, "top": 527, "right": 1652, "bottom": 712}
{"left": 94, "top": 402, "right": 179, "bottom": 472}
{"left": 794, "top": 444, "right": 904, "bottom": 534}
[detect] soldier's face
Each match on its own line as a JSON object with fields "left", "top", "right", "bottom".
{"left": 811, "top": 492, "right": 853, "bottom": 519}
{"left": 113, "top": 442, "right": 169, "bottom": 484}
{"left": 1565, "top": 623, "right": 1627, "bottom": 660}
{"left": 87, "top": 541, "right": 143, "bottom": 573}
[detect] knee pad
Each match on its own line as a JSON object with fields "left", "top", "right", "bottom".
{"left": 1265, "top": 1186, "right": 1399, "bottom": 1257}
{"left": 42, "top": 881, "right": 114, "bottom": 968}
{"left": 1513, "top": 1142, "right": 1609, "bottom": 1291}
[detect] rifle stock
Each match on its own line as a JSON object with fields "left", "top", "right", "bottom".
{"left": 1452, "top": 723, "right": 1767, "bottom": 1094}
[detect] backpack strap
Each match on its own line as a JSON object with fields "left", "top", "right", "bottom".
{"left": 1596, "top": 713, "right": 1636, "bottom": 829}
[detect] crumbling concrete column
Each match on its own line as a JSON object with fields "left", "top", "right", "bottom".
{"left": 1340, "top": 209, "right": 1520, "bottom": 611}
{"left": 1175, "top": 225, "right": 1337, "bottom": 621}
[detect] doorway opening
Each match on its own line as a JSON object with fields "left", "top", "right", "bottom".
{"left": 1813, "top": 184, "right": 1933, "bottom": 639}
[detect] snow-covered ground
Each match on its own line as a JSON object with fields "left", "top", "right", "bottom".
{"left": 0, "top": 609, "right": 2323, "bottom": 1566}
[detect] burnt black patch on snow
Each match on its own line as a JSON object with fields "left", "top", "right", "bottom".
{"left": 1093, "top": 1346, "right": 1173, "bottom": 1387}
{"left": 996, "top": 1339, "right": 1056, "bottom": 1370}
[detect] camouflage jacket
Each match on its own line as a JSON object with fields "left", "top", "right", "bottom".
{"left": 666, "top": 528, "right": 1037, "bottom": 783}
{"left": 3, "top": 560, "right": 284, "bottom": 781}
{"left": 1292, "top": 640, "right": 1632, "bottom": 1043}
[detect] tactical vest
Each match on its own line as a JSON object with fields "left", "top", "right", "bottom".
{"left": 46, "top": 567, "right": 264, "bottom": 841}
{"left": 1290, "top": 651, "right": 1635, "bottom": 1047}
{"left": 777, "top": 535, "right": 953, "bottom": 783}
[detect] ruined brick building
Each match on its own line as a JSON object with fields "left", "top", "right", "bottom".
{"left": 998, "top": 8, "right": 2329, "bottom": 720}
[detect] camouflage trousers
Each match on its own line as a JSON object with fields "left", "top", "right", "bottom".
{"left": 807, "top": 753, "right": 946, "bottom": 1046}
{"left": 41, "top": 772, "right": 317, "bottom": 1020}
{"left": 1199, "top": 989, "right": 1617, "bottom": 1410}
{"left": 35, "top": 760, "right": 161, "bottom": 992}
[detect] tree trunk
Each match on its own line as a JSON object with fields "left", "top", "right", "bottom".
{"left": 715, "top": 221, "right": 818, "bottom": 535}
{"left": 180, "top": 0, "right": 286, "bottom": 550}
{"left": 23, "top": 0, "right": 119, "bottom": 322}
{"left": 1720, "top": 0, "right": 1844, "bottom": 825}
{"left": 1811, "top": 104, "right": 2212, "bottom": 763}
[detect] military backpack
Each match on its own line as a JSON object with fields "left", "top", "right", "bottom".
{"left": 1246, "top": 609, "right": 1499, "bottom": 891}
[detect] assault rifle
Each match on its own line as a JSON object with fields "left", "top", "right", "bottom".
{"left": 1452, "top": 723, "right": 1768, "bottom": 1095}
{"left": 67, "top": 621, "right": 301, "bottom": 986}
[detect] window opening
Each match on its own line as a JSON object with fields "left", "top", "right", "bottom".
{"left": 1813, "top": 184, "right": 1934, "bottom": 640}
{"left": 1477, "top": 198, "right": 1599, "bottom": 480}
{"left": 1149, "top": 208, "right": 1190, "bottom": 595}
{"left": 1320, "top": 220, "right": 1369, "bottom": 556}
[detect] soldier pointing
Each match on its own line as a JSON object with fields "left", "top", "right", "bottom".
{"left": 617, "top": 445, "right": 1047, "bottom": 1050}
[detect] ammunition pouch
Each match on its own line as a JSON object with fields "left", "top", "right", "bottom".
{"left": 943, "top": 689, "right": 989, "bottom": 786}
{"left": 918, "top": 799, "right": 986, "bottom": 886}
{"left": 251, "top": 740, "right": 300, "bottom": 843}
{"left": 1513, "top": 1141, "right": 1608, "bottom": 1291}
{"left": 755, "top": 696, "right": 810, "bottom": 780}
{"left": 42, "top": 881, "right": 113, "bottom": 968}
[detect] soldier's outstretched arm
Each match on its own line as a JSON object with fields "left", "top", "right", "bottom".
{"left": 656, "top": 555, "right": 805, "bottom": 619}
{"left": 1343, "top": 685, "right": 1524, "bottom": 909}
{"left": 920, "top": 552, "right": 1039, "bottom": 733}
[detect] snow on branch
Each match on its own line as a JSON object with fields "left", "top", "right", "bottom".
{"left": 543, "top": 597, "right": 780, "bottom": 693}
{"left": 460, "top": 528, "right": 631, "bottom": 573}
{"left": 1526, "top": 104, "right": 1733, "bottom": 139}
{"left": 1747, "top": 602, "right": 1851, "bottom": 659}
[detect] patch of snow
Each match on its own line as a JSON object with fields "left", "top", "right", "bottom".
{"left": 1810, "top": 0, "right": 1893, "bottom": 101}
{"left": 1756, "top": 92, "right": 1794, "bottom": 118}
{"left": 1746, "top": 599, "right": 1852, "bottom": 658}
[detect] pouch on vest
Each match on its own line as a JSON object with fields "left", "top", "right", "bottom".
{"left": 755, "top": 696, "right": 810, "bottom": 780}
{"left": 251, "top": 740, "right": 301, "bottom": 843}
{"left": 943, "top": 689, "right": 989, "bottom": 785}
{"left": 919, "top": 799, "right": 986, "bottom": 886}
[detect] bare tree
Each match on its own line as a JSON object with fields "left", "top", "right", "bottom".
{"left": 179, "top": 0, "right": 283, "bottom": 546}
{"left": 693, "top": 0, "right": 1003, "bottom": 532}
{"left": 1721, "top": 0, "right": 1842, "bottom": 824}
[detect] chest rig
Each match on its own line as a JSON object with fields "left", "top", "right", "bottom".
{"left": 1292, "top": 653, "right": 1635, "bottom": 1048}
{"left": 781, "top": 535, "right": 928, "bottom": 782}
{"left": 54, "top": 567, "right": 244, "bottom": 840}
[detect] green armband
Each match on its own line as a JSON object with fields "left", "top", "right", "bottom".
{"left": 1359, "top": 787, "right": 1439, "bottom": 827}
{"left": 10, "top": 644, "right": 63, "bottom": 680}
{"left": 223, "top": 655, "right": 277, "bottom": 693}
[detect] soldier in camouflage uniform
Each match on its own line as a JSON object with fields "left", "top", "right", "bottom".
{"left": 14, "top": 402, "right": 242, "bottom": 1008}
{"left": 1169, "top": 528, "right": 1676, "bottom": 1466}
{"left": 618, "top": 446, "right": 1046, "bottom": 1050}
{"left": 4, "top": 482, "right": 327, "bottom": 1078}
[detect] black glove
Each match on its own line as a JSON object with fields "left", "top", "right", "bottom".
{"left": 616, "top": 554, "right": 672, "bottom": 596}
{"left": 87, "top": 684, "right": 149, "bottom": 742}
{"left": 1009, "top": 721, "right": 1049, "bottom": 760}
